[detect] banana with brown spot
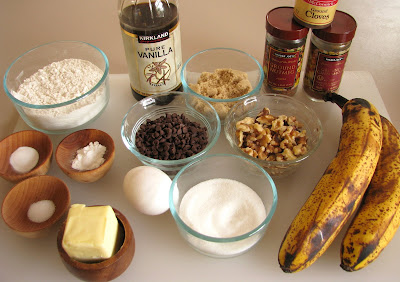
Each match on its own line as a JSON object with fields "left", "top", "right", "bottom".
{"left": 341, "top": 116, "right": 400, "bottom": 271}
{"left": 278, "top": 96, "right": 383, "bottom": 273}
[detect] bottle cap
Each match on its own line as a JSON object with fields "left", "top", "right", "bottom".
{"left": 266, "top": 7, "right": 309, "bottom": 40}
{"left": 312, "top": 11, "right": 357, "bottom": 43}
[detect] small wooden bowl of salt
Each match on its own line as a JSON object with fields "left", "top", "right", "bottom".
{"left": 55, "top": 129, "right": 115, "bottom": 183}
{"left": 0, "top": 130, "right": 53, "bottom": 183}
{"left": 1, "top": 175, "right": 70, "bottom": 238}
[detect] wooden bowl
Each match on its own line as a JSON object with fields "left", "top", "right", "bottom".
{"left": 1, "top": 175, "right": 70, "bottom": 238}
{"left": 57, "top": 208, "right": 135, "bottom": 282}
{"left": 0, "top": 130, "right": 53, "bottom": 183}
{"left": 55, "top": 129, "right": 115, "bottom": 183}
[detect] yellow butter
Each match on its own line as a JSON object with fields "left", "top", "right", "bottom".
{"left": 62, "top": 204, "right": 119, "bottom": 262}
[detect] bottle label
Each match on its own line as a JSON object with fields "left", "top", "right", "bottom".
{"left": 121, "top": 23, "right": 182, "bottom": 96}
{"left": 264, "top": 44, "right": 304, "bottom": 90}
{"left": 294, "top": 0, "right": 338, "bottom": 26}
{"left": 310, "top": 50, "right": 348, "bottom": 92}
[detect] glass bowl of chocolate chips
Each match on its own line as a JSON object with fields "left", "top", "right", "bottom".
{"left": 121, "top": 92, "right": 221, "bottom": 176}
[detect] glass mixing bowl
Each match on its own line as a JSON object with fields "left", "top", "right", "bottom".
{"left": 3, "top": 41, "right": 109, "bottom": 134}
{"left": 181, "top": 48, "right": 264, "bottom": 120}
{"left": 170, "top": 154, "right": 277, "bottom": 258}
{"left": 224, "top": 94, "right": 323, "bottom": 178}
{"left": 121, "top": 92, "right": 221, "bottom": 176}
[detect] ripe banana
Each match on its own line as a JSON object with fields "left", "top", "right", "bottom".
{"left": 340, "top": 115, "right": 400, "bottom": 271}
{"left": 278, "top": 95, "right": 383, "bottom": 273}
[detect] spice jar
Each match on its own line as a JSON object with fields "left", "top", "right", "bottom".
{"left": 263, "top": 7, "right": 309, "bottom": 96}
{"left": 293, "top": 0, "right": 339, "bottom": 29}
{"left": 303, "top": 11, "right": 357, "bottom": 101}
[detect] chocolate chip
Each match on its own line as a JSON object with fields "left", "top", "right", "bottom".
{"left": 135, "top": 113, "right": 208, "bottom": 161}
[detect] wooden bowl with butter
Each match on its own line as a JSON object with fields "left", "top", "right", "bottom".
{"left": 55, "top": 129, "right": 115, "bottom": 183}
{"left": 56, "top": 206, "right": 135, "bottom": 282}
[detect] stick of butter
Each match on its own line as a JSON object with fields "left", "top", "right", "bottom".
{"left": 62, "top": 204, "right": 119, "bottom": 262}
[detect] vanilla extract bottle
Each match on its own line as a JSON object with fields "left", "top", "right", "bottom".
{"left": 118, "top": 0, "right": 183, "bottom": 100}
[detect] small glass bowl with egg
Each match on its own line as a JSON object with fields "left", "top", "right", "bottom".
{"left": 169, "top": 154, "right": 278, "bottom": 258}
{"left": 121, "top": 91, "right": 221, "bottom": 176}
{"left": 3, "top": 40, "right": 110, "bottom": 134}
{"left": 224, "top": 93, "right": 323, "bottom": 178}
{"left": 181, "top": 48, "right": 264, "bottom": 119}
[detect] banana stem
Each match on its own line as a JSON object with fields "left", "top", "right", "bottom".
{"left": 323, "top": 92, "right": 349, "bottom": 109}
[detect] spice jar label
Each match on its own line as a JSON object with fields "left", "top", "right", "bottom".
{"left": 294, "top": 0, "right": 338, "bottom": 26}
{"left": 310, "top": 50, "right": 348, "bottom": 92}
{"left": 264, "top": 46, "right": 304, "bottom": 89}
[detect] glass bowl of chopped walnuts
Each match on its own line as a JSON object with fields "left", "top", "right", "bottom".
{"left": 121, "top": 92, "right": 221, "bottom": 176}
{"left": 181, "top": 48, "right": 264, "bottom": 120}
{"left": 224, "top": 94, "right": 323, "bottom": 178}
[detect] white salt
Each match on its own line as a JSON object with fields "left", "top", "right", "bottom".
{"left": 9, "top": 146, "right": 39, "bottom": 174}
{"left": 27, "top": 200, "right": 56, "bottom": 223}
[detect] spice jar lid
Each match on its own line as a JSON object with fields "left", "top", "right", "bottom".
{"left": 312, "top": 11, "right": 357, "bottom": 43}
{"left": 266, "top": 7, "right": 309, "bottom": 40}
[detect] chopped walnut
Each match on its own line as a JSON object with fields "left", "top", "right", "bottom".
{"left": 242, "top": 147, "right": 258, "bottom": 158}
{"left": 235, "top": 107, "right": 308, "bottom": 162}
{"left": 282, "top": 148, "right": 297, "bottom": 161}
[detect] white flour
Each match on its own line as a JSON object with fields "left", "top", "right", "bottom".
{"left": 12, "top": 58, "right": 108, "bottom": 131}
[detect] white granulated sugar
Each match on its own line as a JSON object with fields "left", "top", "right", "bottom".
{"left": 179, "top": 178, "right": 267, "bottom": 256}
{"left": 12, "top": 58, "right": 108, "bottom": 131}
{"left": 71, "top": 141, "right": 107, "bottom": 171}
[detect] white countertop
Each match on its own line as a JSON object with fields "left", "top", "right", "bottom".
{"left": 0, "top": 73, "right": 398, "bottom": 282}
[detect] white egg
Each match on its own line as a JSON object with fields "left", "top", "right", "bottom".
{"left": 123, "top": 166, "right": 175, "bottom": 216}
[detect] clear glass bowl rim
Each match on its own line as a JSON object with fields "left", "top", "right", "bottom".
{"left": 169, "top": 153, "right": 278, "bottom": 243}
{"left": 224, "top": 93, "right": 323, "bottom": 166}
{"left": 121, "top": 91, "right": 222, "bottom": 166}
{"left": 3, "top": 40, "right": 109, "bottom": 109}
{"left": 180, "top": 47, "right": 265, "bottom": 103}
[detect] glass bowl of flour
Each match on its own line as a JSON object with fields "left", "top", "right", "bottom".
{"left": 169, "top": 154, "right": 278, "bottom": 258}
{"left": 3, "top": 41, "right": 109, "bottom": 134}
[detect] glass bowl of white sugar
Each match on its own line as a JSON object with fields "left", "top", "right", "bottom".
{"left": 3, "top": 41, "right": 109, "bottom": 134}
{"left": 169, "top": 154, "right": 278, "bottom": 258}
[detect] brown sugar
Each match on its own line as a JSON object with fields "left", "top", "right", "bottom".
{"left": 189, "top": 68, "right": 253, "bottom": 118}
{"left": 190, "top": 68, "right": 252, "bottom": 99}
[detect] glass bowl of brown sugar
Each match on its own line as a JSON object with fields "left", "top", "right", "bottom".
{"left": 121, "top": 92, "right": 221, "bottom": 176}
{"left": 181, "top": 48, "right": 264, "bottom": 120}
